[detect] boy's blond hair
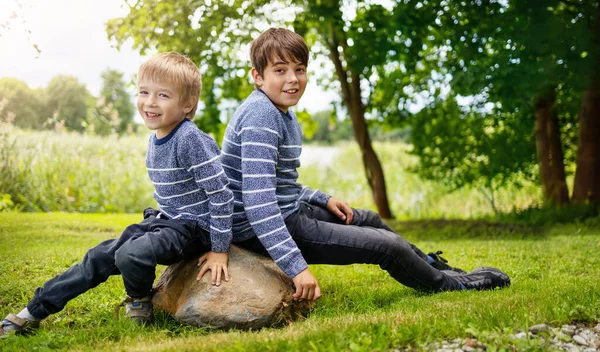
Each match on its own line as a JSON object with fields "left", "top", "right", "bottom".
{"left": 250, "top": 28, "right": 309, "bottom": 77}
{"left": 138, "top": 52, "right": 202, "bottom": 119}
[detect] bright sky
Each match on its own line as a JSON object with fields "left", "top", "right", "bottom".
{"left": 0, "top": 0, "right": 335, "bottom": 114}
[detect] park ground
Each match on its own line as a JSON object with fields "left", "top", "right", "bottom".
{"left": 1, "top": 212, "right": 599, "bottom": 351}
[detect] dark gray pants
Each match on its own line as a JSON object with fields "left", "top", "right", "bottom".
{"left": 27, "top": 210, "right": 210, "bottom": 320}
{"left": 239, "top": 203, "right": 461, "bottom": 292}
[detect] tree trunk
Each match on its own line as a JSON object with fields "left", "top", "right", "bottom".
{"left": 533, "top": 88, "right": 569, "bottom": 205}
{"left": 572, "top": 79, "right": 600, "bottom": 204}
{"left": 572, "top": 5, "right": 600, "bottom": 205}
{"left": 324, "top": 23, "right": 393, "bottom": 219}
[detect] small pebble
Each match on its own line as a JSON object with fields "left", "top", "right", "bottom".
{"left": 529, "top": 323, "right": 549, "bottom": 334}
{"left": 514, "top": 332, "right": 528, "bottom": 339}
{"left": 461, "top": 346, "right": 475, "bottom": 352}
{"left": 562, "top": 325, "right": 577, "bottom": 336}
{"left": 573, "top": 335, "right": 589, "bottom": 346}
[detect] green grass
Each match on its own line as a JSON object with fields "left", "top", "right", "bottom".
{"left": 1, "top": 213, "right": 599, "bottom": 351}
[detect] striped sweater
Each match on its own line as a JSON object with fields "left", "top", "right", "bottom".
{"left": 146, "top": 119, "right": 234, "bottom": 252}
{"left": 221, "top": 90, "right": 331, "bottom": 277}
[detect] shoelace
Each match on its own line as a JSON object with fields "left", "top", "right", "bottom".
{"left": 431, "top": 250, "right": 448, "bottom": 263}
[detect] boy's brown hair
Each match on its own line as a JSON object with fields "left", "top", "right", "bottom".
{"left": 138, "top": 52, "right": 202, "bottom": 119}
{"left": 250, "top": 28, "right": 309, "bottom": 77}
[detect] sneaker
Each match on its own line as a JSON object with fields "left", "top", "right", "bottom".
{"left": 0, "top": 314, "right": 40, "bottom": 338}
{"left": 447, "top": 266, "right": 511, "bottom": 291}
{"left": 122, "top": 296, "right": 153, "bottom": 325}
{"left": 428, "top": 251, "right": 467, "bottom": 274}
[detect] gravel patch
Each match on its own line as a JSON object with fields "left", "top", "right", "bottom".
{"left": 394, "top": 322, "right": 600, "bottom": 351}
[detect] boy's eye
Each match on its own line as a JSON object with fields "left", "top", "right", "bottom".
{"left": 159, "top": 93, "right": 169, "bottom": 98}
{"left": 139, "top": 90, "right": 148, "bottom": 95}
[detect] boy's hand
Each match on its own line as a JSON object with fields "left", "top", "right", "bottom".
{"left": 291, "top": 268, "right": 321, "bottom": 301}
{"left": 197, "top": 251, "right": 230, "bottom": 286}
{"left": 326, "top": 197, "right": 353, "bottom": 225}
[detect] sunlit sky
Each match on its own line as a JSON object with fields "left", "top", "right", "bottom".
{"left": 0, "top": 0, "right": 335, "bottom": 114}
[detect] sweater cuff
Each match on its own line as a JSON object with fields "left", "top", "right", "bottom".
{"left": 310, "top": 190, "right": 331, "bottom": 208}
{"left": 210, "top": 233, "right": 232, "bottom": 253}
{"left": 278, "top": 250, "right": 309, "bottom": 278}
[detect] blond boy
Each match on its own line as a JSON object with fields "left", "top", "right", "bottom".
{"left": 1, "top": 52, "right": 233, "bottom": 336}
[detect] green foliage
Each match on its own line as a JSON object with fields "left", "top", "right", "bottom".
{"left": 43, "top": 75, "right": 93, "bottom": 133}
{"left": 428, "top": 0, "right": 600, "bottom": 180}
{"left": 86, "top": 69, "right": 137, "bottom": 136}
{"left": 0, "top": 77, "right": 43, "bottom": 129}
{"left": 303, "top": 110, "right": 355, "bottom": 144}
{"left": 1, "top": 213, "right": 599, "bottom": 351}
{"left": 410, "top": 94, "right": 537, "bottom": 211}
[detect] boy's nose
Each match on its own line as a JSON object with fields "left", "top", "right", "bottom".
{"left": 146, "top": 95, "right": 158, "bottom": 106}
{"left": 287, "top": 71, "right": 299, "bottom": 83}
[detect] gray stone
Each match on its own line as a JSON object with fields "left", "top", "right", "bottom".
{"left": 529, "top": 323, "right": 550, "bottom": 334}
{"left": 573, "top": 335, "right": 589, "bottom": 346}
{"left": 562, "top": 325, "right": 577, "bottom": 336}
{"left": 461, "top": 346, "right": 475, "bottom": 352}
{"left": 514, "top": 332, "right": 528, "bottom": 339}
{"left": 152, "top": 245, "right": 312, "bottom": 330}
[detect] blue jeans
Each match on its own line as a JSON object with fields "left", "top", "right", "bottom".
{"left": 238, "top": 203, "right": 461, "bottom": 292}
{"left": 27, "top": 209, "right": 211, "bottom": 320}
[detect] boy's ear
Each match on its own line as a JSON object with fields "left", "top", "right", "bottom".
{"left": 183, "top": 97, "right": 197, "bottom": 114}
{"left": 251, "top": 67, "right": 263, "bottom": 87}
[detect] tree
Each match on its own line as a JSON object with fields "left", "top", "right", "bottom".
{"left": 43, "top": 75, "right": 92, "bottom": 133}
{"left": 416, "top": 0, "right": 599, "bottom": 205}
{"left": 87, "top": 69, "right": 136, "bottom": 135}
{"left": 0, "top": 78, "right": 43, "bottom": 129}
{"left": 100, "top": 69, "right": 136, "bottom": 134}
{"left": 572, "top": 3, "right": 600, "bottom": 204}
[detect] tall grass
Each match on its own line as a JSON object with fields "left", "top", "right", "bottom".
{"left": 0, "top": 126, "right": 154, "bottom": 213}
{"left": 1, "top": 126, "right": 541, "bottom": 217}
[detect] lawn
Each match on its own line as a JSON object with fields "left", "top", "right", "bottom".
{"left": 1, "top": 213, "right": 598, "bottom": 351}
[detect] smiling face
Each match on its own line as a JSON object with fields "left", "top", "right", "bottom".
{"left": 137, "top": 79, "right": 194, "bottom": 138}
{"left": 251, "top": 57, "right": 307, "bottom": 113}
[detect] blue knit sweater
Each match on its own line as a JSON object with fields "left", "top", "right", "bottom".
{"left": 146, "top": 119, "right": 234, "bottom": 252}
{"left": 221, "top": 90, "right": 331, "bottom": 277}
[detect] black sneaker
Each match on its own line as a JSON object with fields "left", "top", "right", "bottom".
{"left": 447, "top": 266, "right": 511, "bottom": 291}
{"left": 0, "top": 314, "right": 40, "bottom": 338}
{"left": 428, "top": 251, "right": 467, "bottom": 274}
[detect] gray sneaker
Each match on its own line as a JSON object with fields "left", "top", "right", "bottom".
{"left": 123, "top": 296, "right": 153, "bottom": 325}
{"left": 446, "top": 266, "right": 511, "bottom": 290}
{"left": 0, "top": 314, "right": 40, "bottom": 338}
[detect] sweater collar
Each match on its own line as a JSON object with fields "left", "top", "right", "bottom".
{"left": 153, "top": 119, "right": 190, "bottom": 145}
{"left": 256, "top": 89, "right": 293, "bottom": 120}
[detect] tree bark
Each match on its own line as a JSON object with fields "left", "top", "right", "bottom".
{"left": 324, "top": 23, "right": 393, "bottom": 219}
{"left": 572, "top": 5, "right": 600, "bottom": 205}
{"left": 533, "top": 88, "right": 569, "bottom": 205}
{"left": 572, "top": 79, "right": 600, "bottom": 204}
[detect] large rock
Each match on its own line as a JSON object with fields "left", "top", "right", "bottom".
{"left": 152, "top": 245, "right": 313, "bottom": 330}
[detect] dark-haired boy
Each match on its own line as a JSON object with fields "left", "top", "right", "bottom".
{"left": 221, "top": 28, "right": 510, "bottom": 301}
